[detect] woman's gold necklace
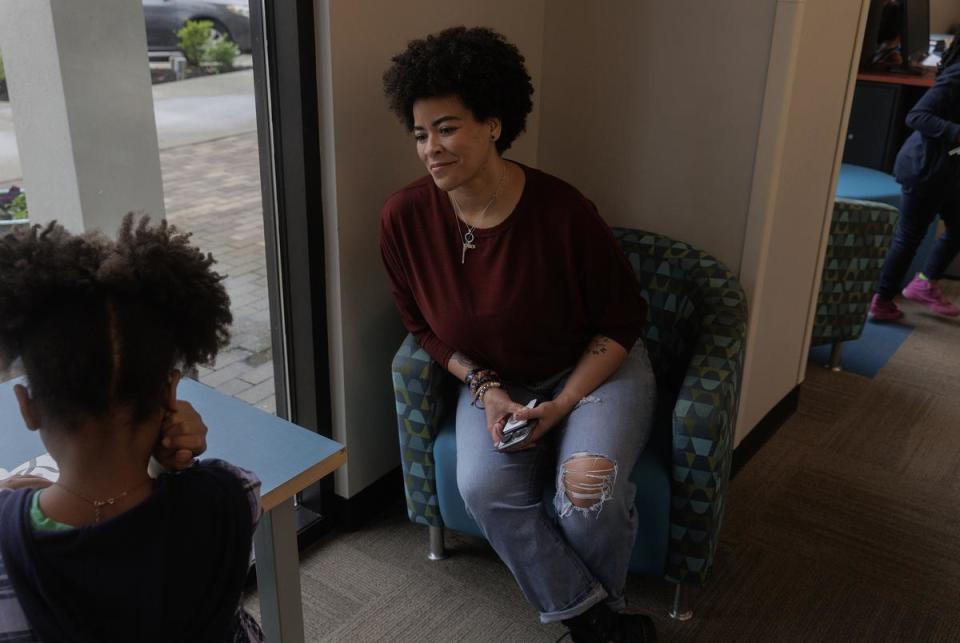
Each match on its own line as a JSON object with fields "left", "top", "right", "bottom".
{"left": 450, "top": 163, "right": 506, "bottom": 264}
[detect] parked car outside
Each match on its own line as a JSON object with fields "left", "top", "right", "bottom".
{"left": 143, "top": 0, "right": 251, "bottom": 53}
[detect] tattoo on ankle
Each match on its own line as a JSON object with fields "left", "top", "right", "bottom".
{"left": 588, "top": 336, "right": 610, "bottom": 356}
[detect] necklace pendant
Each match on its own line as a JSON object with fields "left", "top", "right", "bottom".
{"left": 461, "top": 241, "right": 476, "bottom": 264}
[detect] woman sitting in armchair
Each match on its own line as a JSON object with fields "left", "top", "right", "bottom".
{"left": 380, "top": 26, "right": 657, "bottom": 643}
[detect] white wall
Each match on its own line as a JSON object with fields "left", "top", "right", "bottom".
{"left": 538, "top": 0, "right": 778, "bottom": 272}
{"left": 316, "top": 0, "right": 545, "bottom": 497}
{"left": 537, "top": 0, "right": 866, "bottom": 446}
{"left": 737, "top": 0, "right": 869, "bottom": 440}
{"left": 931, "top": 0, "right": 960, "bottom": 33}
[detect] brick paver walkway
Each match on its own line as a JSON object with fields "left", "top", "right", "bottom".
{"left": 162, "top": 133, "right": 276, "bottom": 413}
{"left": 0, "top": 132, "right": 274, "bottom": 412}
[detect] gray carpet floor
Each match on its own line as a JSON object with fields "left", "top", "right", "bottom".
{"left": 247, "top": 283, "right": 960, "bottom": 642}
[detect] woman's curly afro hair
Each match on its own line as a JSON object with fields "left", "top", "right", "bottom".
{"left": 0, "top": 214, "right": 232, "bottom": 424}
{"left": 383, "top": 26, "right": 534, "bottom": 154}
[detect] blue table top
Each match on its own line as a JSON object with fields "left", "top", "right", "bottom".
{"left": 0, "top": 377, "right": 345, "bottom": 510}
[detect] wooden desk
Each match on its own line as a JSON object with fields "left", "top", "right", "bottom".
{"left": 857, "top": 68, "right": 935, "bottom": 88}
{"left": 0, "top": 377, "right": 346, "bottom": 643}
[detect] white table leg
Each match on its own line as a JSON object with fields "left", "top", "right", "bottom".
{"left": 253, "top": 498, "right": 304, "bottom": 643}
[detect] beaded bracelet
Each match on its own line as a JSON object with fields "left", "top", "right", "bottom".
{"left": 472, "top": 381, "right": 502, "bottom": 409}
{"left": 471, "top": 373, "right": 498, "bottom": 394}
{"left": 467, "top": 367, "right": 500, "bottom": 396}
{"left": 466, "top": 367, "right": 496, "bottom": 385}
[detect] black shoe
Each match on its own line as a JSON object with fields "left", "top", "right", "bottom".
{"left": 560, "top": 602, "right": 657, "bottom": 643}
{"left": 560, "top": 602, "right": 616, "bottom": 643}
{"left": 615, "top": 612, "right": 657, "bottom": 643}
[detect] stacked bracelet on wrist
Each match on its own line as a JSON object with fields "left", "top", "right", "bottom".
{"left": 473, "top": 381, "right": 501, "bottom": 408}
{"left": 466, "top": 367, "right": 502, "bottom": 409}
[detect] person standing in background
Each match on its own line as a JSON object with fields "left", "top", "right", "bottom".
{"left": 871, "top": 36, "right": 960, "bottom": 321}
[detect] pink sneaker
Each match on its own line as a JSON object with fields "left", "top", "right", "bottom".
{"left": 901, "top": 275, "right": 960, "bottom": 317}
{"left": 869, "top": 294, "right": 904, "bottom": 322}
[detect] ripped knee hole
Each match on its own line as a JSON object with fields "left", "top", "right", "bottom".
{"left": 559, "top": 454, "right": 617, "bottom": 510}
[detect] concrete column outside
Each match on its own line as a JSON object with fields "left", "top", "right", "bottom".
{"left": 0, "top": 0, "right": 164, "bottom": 233}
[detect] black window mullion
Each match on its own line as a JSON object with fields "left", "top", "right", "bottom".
{"left": 250, "top": 0, "right": 330, "bottom": 439}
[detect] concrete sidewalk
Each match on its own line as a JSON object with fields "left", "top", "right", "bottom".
{"left": 0, "top": 68, "right": 257, "bottom": 182}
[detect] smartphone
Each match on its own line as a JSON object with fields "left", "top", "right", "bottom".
{"left": 503, "top": 398, "right": 538, "bottom": 435}
{"left": 497, "top": 399, "right": 538, "bottom": 452}
{"left": 496, "top": 424, "right": 535, "bottom": 451}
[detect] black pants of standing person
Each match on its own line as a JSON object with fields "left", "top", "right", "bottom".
{"left": 876, "top": 184, "right": 960, "bottom": 299}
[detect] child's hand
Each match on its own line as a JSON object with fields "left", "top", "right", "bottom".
{"left": 154, "top": 401, "right": 208, "bottom": 470}
{"left": 0, "top": 474, "right": 53, "bottom": 490}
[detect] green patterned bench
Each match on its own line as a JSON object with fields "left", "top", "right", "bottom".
{"left": 810, "top": 198, "right": 899, "bottom": 370}
{"left": 391, "top": 227, "right": 748, "bottom": 616}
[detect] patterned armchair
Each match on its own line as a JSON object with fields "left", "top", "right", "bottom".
{"left": 810, "top": 199, "right": 899, "bottom": 370}
{"left": 391, "top": 228, "right": 748, "bottom": 617}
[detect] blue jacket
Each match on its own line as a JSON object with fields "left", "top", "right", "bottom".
{"left": 893, "top": 63, "right": 960, "bottom": 191}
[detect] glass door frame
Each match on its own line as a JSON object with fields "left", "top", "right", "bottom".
{"left": 250, "top": 0, "right": 334, "bottom": 519}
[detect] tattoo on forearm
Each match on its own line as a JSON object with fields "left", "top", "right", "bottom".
{"left": 588, "top": 336, "right": 610, "bottom": 356}
{"left": 452, "top": 352, "right": 478, "bottom": 377}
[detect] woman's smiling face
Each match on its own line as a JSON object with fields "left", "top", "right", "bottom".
{"left": 412, "top": 95, "right": 500, "bottom": 192}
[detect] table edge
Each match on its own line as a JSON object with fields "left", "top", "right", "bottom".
{"left": 261, "top": 448, "right": 347, "bottom": 511}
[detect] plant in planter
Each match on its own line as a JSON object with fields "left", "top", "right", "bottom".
{"left": 0, "top": 186, "right": 29, "bottom": 225}
{"left": 177, "top": 20, "right": 213, "bottom": 67}
{"left": 176, "top": 20, "right": 240, "bottom": 75}
{"left": 203, "top": 37, "right": 239, "bottom": 72}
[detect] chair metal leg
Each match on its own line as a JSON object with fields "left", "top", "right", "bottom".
{"left": 427, "top": 525, "right": 447, "bottom": 561}
{"left": 826, "top": 341, "right": 843, "bottom": 372}
{"left": 669, "top": 583, "right": 693, "bottom": 621}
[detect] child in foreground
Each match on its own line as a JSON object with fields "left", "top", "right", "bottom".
{"left": 0, "top": 216, "right": 264, "bottom": 643}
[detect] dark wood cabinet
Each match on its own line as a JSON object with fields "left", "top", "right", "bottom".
{"left": 842, "top": 70, "right": 935, "bottom": 174}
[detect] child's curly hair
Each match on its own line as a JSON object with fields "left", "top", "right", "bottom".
{"left": 382, "top": 26, "right": 534, "bottom": 154}
{"left": 0, "top": 214, "right": 232, "bottom": 424}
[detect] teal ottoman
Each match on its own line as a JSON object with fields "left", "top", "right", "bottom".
{"left": 837, "top": 163, "right": 933, "bottom": 288}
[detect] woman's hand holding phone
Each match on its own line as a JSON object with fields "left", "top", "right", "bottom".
{"left": 496, "top": 399, "right": 539, "bottom": 452}
{"left": 483, "top": 390, "right": 580, "bottom": 452}
{"left": 506, "top": 395, "right": 577, "bottom": 450}
{"left": 482, "top": 387, "right": 527, "bottom": 447}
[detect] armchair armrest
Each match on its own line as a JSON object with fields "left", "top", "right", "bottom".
{"left": 666, "top": 272, "right": 748, "bottom": 585}
{"left": 391, "top": 333, "right": 450, "bottom": 527}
